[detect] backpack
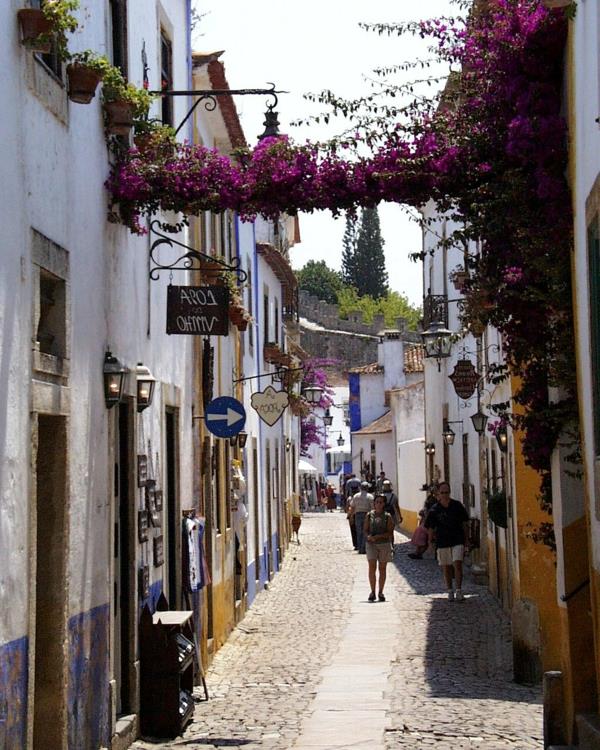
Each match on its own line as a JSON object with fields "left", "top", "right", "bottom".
{"left": 383, "top": 492, "right": 396, "bottom": 516}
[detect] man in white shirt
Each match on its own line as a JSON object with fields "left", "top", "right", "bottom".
{"left": 350, "top": 481, "right": 375, "bottom": 554}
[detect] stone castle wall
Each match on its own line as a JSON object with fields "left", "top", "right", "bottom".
{"left": 298, "top": 291, "right": 421, "bottom": 372}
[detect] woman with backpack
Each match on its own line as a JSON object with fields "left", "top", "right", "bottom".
{"left": 382, "top": 480, "right": 402, "bottom": 528}
{"left": 364, "top": 494, "right": 395, "bottom": 602}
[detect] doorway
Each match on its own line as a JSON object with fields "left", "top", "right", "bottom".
{"left": 33, "top": 415, "right": 68, "bottom": 749}
{"left": 165, "top": 408, "right": 180, "bottom": 608}
{"left": 113, "top": 402, "right": 133, "bottom": 716}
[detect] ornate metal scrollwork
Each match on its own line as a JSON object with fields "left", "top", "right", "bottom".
{"left": 148, "top": 220, "right": 248, "bottom": 283}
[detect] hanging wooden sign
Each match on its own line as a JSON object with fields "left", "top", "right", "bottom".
{"left": 166, "top": 285, "right": 229, "bottom": 336}
{"left": 449, "top": 358, "right": 480, "bottom": 400}
{"left": 251, "top": 385, "right": 289, "bottom": 426}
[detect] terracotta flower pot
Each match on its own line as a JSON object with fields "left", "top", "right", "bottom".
{"left": 104, "top": 100, "right": 135, "bottom": 135}
{"left": 17, "top": 9, "right": 53, "bottom": 53}
{"left": 67, "top": 64, "right": 103, "bottom": 104}
{"left": 236, "top": 317, "right": 249, "bottom": 332}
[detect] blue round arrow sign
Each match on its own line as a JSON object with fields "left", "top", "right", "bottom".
{"left": 204, "top": 396, "right": 246, "bottom": 438}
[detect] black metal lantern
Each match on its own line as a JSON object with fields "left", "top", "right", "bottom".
{"left": 237, "top": 430, "right": 248, "bottom": 449}
{"left": 229, "top": 434, "right": 238, "bottom": 447}
{"left": 135, "top": 362, "right": 156, "bottom": 413}
{"left": 103, "top": 351, "right": 126, "bottom": 409}
{"left": 471, "top": 410, "right": 488, "bottom": 435}
{"left": 257, "top": 105, "right": 280, "bottom": 140}
{"left": 302, "top": 385, "right": 323, "bottom": 404}
{"left": 323, "top": 409, "right": 333, "bottom": 427}
{"left": 442, "top": 425, "right": 456, "bottom": 446}
{"left": 425, "top": 443, "right": 436, "bottom": 456}
{"left": 337, "top": 434, "right": 344, "bottom": 447}
{"left": 496, "top": 424, "right": 508, "bottom": 452}
{"left": 421, "top": 320, "right": 453, "bottom": 361}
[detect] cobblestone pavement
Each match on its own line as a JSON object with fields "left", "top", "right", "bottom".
{"left": 133, "top": 512, "right": 542, "bottom": 749}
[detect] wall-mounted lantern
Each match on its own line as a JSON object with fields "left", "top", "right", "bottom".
{"left": 421, "top": 320, "right": 453, "bottom": 366}
{"left": 323, "top": 409, "right": 333, "bottom": 427}
{"left": 496, "top": 424, "right": 508, "bottom": 452}
{"left": 103, "top": 351, "right": 127, "bottom": 409}
{"left": 471, "top": 410, "right": 488, "bottom": 435}
{"left": 425, "top": 443, "right": 436, "bottom": 456}
{"left": 302, "top": 385, "right": 323, "bottom": 404}
{"left": 442, "top": 425, "right": 456, "bottom": 446}
{"left": 237, "top": 431, "right": 248, "bottom": 449}
{"left": 135, "top": 362, "right": 156, "bottom": 413}
{"left": 337, "top": 434, "right": 344, "bottom": 447}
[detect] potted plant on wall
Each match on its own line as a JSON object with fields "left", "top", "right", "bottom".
{"left": 102, "top": 65, "right": 153, "bottom": 136}
{"left": 133, "top": 119, "right": 176, "bottom": 155}
{"left": 487, "top": 488, "right": 508, "bottom": 528}
{"left": 66, "top": 50, "right": 110, "bottom": 103}
{"left": 17, "top": 0, "right": 78, "bottom": 57}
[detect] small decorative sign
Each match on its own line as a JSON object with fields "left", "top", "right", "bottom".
{"left": 153, "top": 535, "right": 164, "bottom": 567}
{"left": 166, "top": 285, "right": 229, "bottom": 336}
{"left": 138, "top": 510, "right": 149, "bottom": 542}
{"left": 145, "top": 481, "right": 156, "bottom": 511}
{"left": 449, "top": 358, "right": 480, "bottom": 400}
{"left": 251, "top": 385, "right": 289, "bottom": 426}
{"left": 137, "top": 454, "right": 148, "bottom": 487}
{"left": 139, "top": 565, "right": 150, "bottom": 599}
{"left": 154, "top": 489, "right": 163, "bottom": 512}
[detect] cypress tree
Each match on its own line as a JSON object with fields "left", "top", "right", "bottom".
{"left": 353, "top": 207, "right": 388, "bottom": 299}
{"left": 341, "top": 212, "right": 358, "bottom": 287}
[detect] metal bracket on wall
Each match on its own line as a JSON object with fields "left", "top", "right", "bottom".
{"left": 151, "top": 83, "right": 286, "bottom": 137}
{"left": 148, "top": 220, "right": 248, "bottom": 283}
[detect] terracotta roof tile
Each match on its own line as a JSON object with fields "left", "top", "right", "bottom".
{"left": 404, "top": 345, "right": 424, "bottom": 373}
{"left": 348, "top": 362, "right": 383, "bottom": 374}
{"left": 353, "top": 411, "right": 392, "bottom": 435}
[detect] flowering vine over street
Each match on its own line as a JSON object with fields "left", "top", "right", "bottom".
{"left": 107, "top": 0, "right": 575, "bottom": 526}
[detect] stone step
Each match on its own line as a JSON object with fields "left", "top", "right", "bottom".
{"left": 577, "top": 714, "right": 600, "bottom": 750}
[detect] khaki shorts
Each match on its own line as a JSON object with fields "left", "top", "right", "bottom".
{"left": 366, "top": 541, "right": 393, "bottom": 563}
{"left": 437, "top": 545, "right": 464, "bottom": 566}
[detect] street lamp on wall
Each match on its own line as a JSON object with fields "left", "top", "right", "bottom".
{"left": 302, "top": 385, "right": 323, "bottom": 404}
{"left": 425, "top": 443, "right": 436, "bottom": 456}
{"left": 337, "top": 434, "right": 344, "bottom": 447}
{"left": 496, "top": 424, "right": 508, "bottom": 452}
{"left": 471, "top": 410, "right": 488, "bottom": 435}
{"left": 323, "top": 409, "right": 333, "bottom": 427}
{"left": 442, "top": 425, "right": 456, "bottom": 446}
{"left": 135, "top": 362, "right": 156, "bottom": 413}
{"left": 237, "top": 430, "right": 248, "bottom": 449}
{"left": 103, "top": 351, "right": 127, "bottom": 409}
{"left": 421, "top": 320, "right": 453, "bottom": 371}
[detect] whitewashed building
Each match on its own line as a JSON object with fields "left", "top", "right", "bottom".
{"left": 0, "top": 2, "right": 193, "bottom": 748}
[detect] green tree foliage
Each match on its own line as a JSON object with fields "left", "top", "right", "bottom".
{"left": 337, "top": 287, "right": 421, "bottom": 330}
{"left": 348, "top": 208, "right": 389, "bottom": 299}
{"left": 296, "top": 260, "right": 343, "bottom": 304}
{"left": 341, "top": 212, "right": 358, "bottom": 287}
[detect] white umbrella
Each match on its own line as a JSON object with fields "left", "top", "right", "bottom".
{"left": 298, "top": 459, "right": 318, "bottom": 474}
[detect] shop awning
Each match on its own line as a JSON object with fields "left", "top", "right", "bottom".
{"left": 298, "top": 459, "right": 318, "bottom": 474}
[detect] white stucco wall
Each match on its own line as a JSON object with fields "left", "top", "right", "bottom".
{"left": 573, "top": 1, "right": 600, "bottom": 572}
{"left": 391, "top": 381, "right": 425, "bottom": 519}
{"left": 0, "top": 0, "right": 193, "bottom": 656}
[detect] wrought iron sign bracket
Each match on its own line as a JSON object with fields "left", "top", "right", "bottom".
{"left": 149, "top": 220, "right": 248, "bottom": 283}
{"left": 150, "top": 83, "right": 287, "bottom": 137}
{"left": 233, "top": 365, "right": 304, "bottom": 385}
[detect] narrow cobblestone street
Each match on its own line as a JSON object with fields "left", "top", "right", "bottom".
{"left": 134, "top": 513, "right": 543, "bottom": 750}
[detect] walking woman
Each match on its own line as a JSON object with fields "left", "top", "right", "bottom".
{"left": 364, "top": 494, "right": 395, "bottom": 601}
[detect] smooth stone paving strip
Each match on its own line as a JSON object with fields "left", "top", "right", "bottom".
{"left": 132, "top": 512, "right": 542, "bottom": 750}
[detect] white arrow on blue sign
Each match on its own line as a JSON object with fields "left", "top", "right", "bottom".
{"left": 204, "top": 396, "right": 246, "bottom": 438}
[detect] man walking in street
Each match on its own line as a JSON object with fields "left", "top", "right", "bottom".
{"left": 345, "top": 473, "right": 361, "bottom": 499}
{"left": 350, "top": 481, "right": 374, "bottom": 554}
{"left": 425, "top": 482, "right": 469, "bottom": 600}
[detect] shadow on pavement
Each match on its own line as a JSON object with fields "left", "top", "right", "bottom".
{"left": 391, "top": 538, "right": 542, "bottom": 706}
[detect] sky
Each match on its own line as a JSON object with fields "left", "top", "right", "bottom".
{"left": 192, "top": 0, "right": 453, "bottom": 306}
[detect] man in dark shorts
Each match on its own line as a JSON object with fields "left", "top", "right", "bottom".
{"left": 425, "top": 482, "right": 469, "bottom": 601}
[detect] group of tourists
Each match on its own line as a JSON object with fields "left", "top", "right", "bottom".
{"left": 343, "top": 474, "right": 471, "bottom": 603}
